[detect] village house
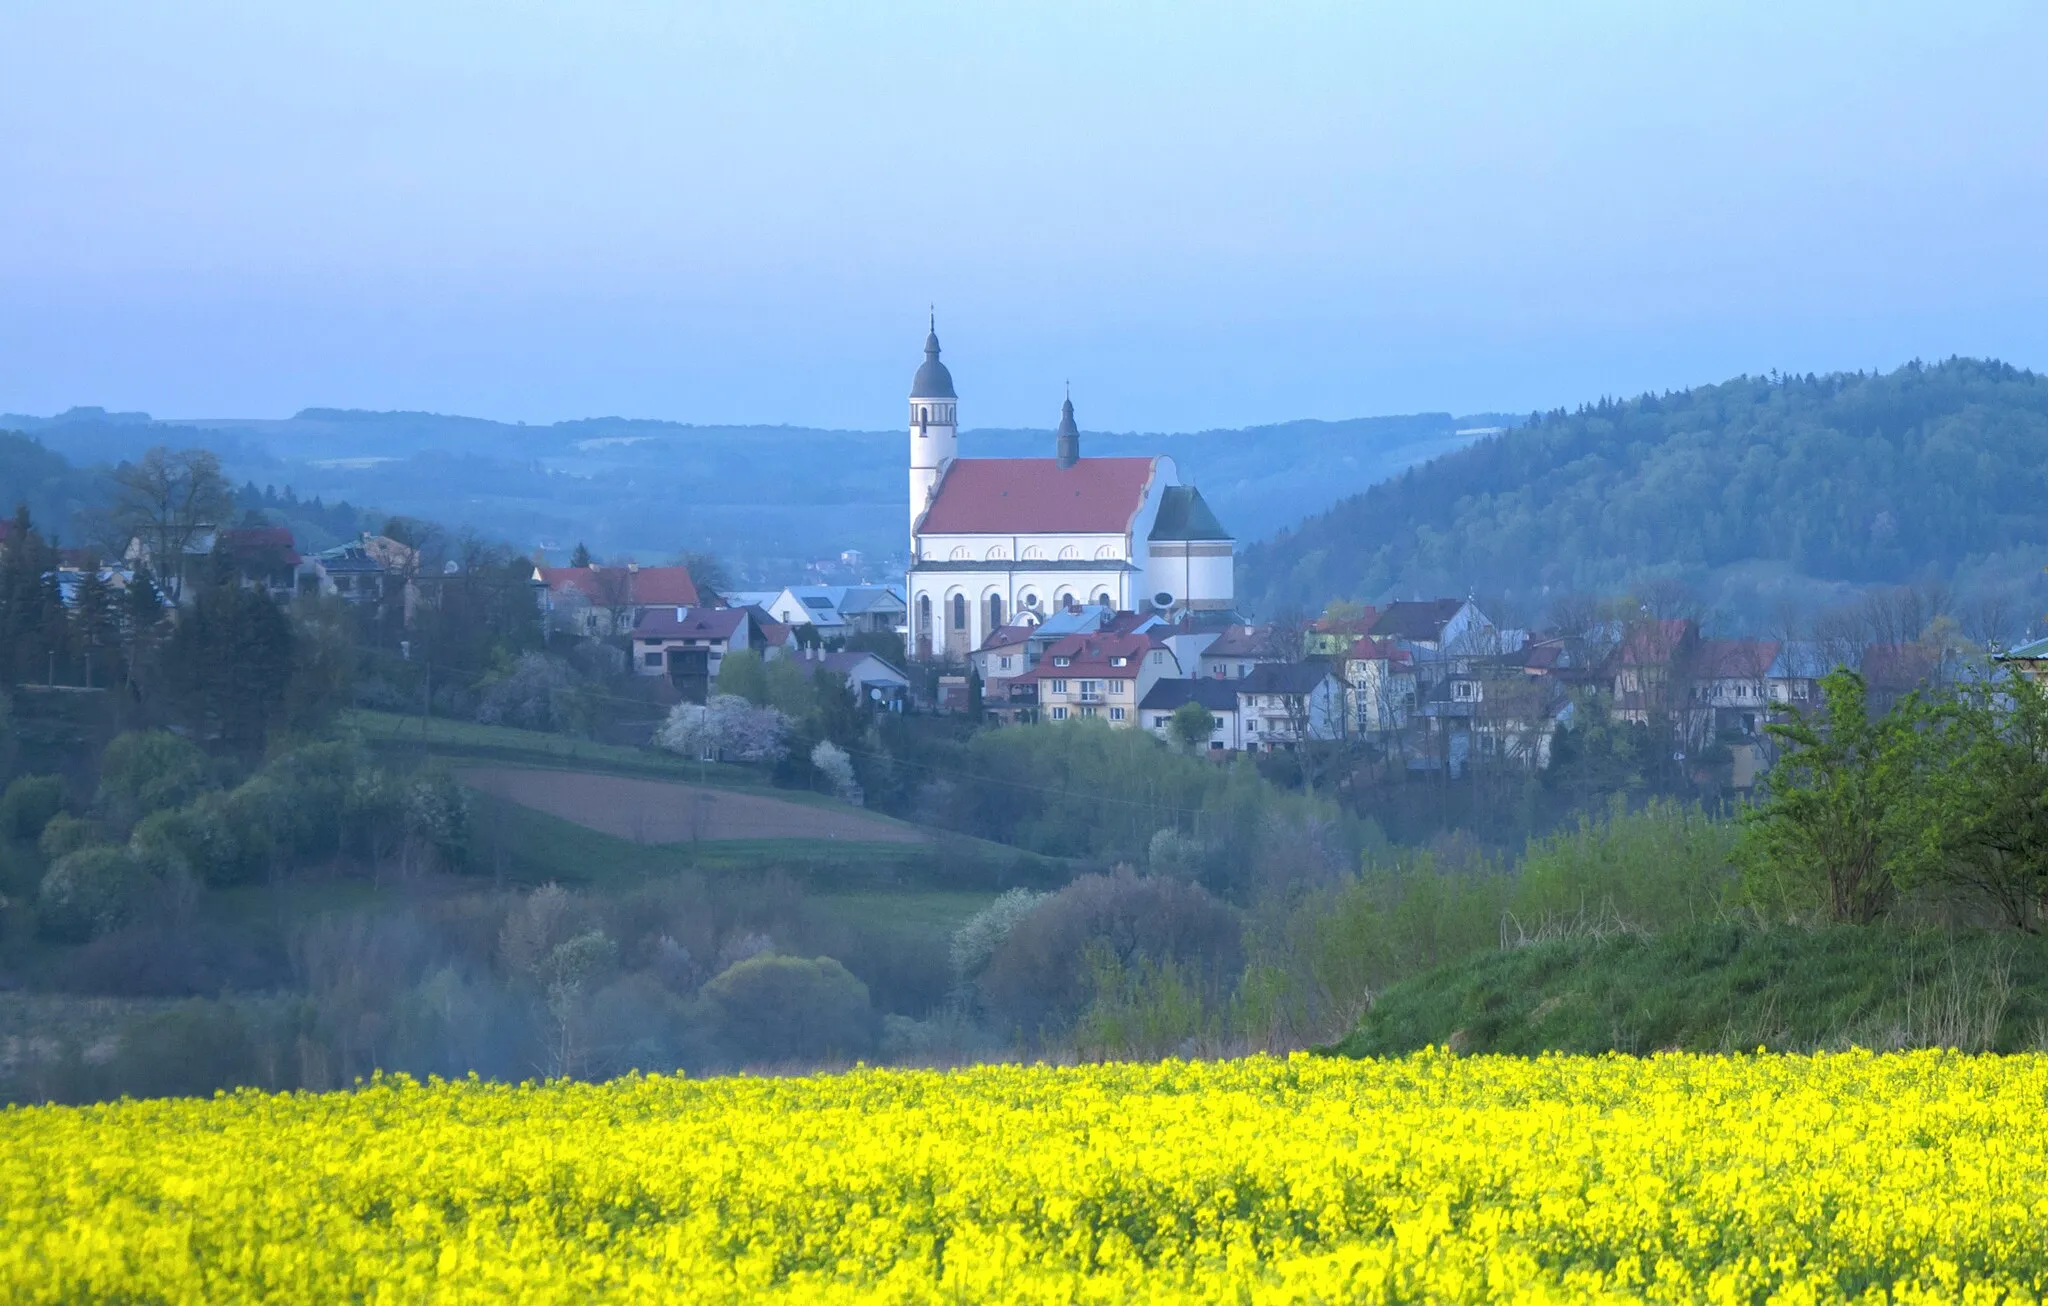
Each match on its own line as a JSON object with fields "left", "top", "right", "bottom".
{"left": 1235, "top": 662, "right": 1344, "bottom": 750}
{"left": 792, "top": 647, "right": 913, "bottom": 710}
{"left": 1198, "top": 625, "right": 1284, "bottom": 680}
{"left": 535, "top": 563, "right": 700, "bottom": 637}
{"left": 1013, "top": 630, "right": 1179, "bottom": 727}
{"left": 1138, "top": 677, "right": 1243, "bottom": 751}
{"left": 628, "top": 605, "right": 779, "bottom": 701}
{"left": 1610, "top": 618, "right": 1700, "bottom": 725}
{"left": 1342, "top": 636, "right": 1416, "bottom": 735}
{"left": 729, "top": 585, "right": 908, "bottom": 638}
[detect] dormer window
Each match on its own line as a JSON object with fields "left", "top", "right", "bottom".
{"left": 1110, "top": 656, "right": 1127, "bottom": 667}
{"left": 1053, "top": 655, "right": 1071, "bottom": 667}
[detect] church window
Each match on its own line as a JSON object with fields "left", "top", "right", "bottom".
{"left": 949, "top": 546, "right": 971, "bottom": 561}
{"left": 1056, "top": 591, "right": 1073, "bottom": 609}
{"left": 1022, "top": 546, "right": 1045, "bottom": 560}
{"left": 951, "top": 593, "right": 966, "bottom": 630}
{"left": 1093, "top": 592, "right": 1111, "bottom": 607}
{"left": 1020, "top": 590, "right": 1038, "bottom": 610}
{"left": 1058, "top": 545, "right": 1080, "bottom": 560}
{"left": 986, "top": 546, "right": 1007, "bottom": 560}
{"left": 987, "top": 594, "right": 1004, "bottom": 628}
{"left": 1094, "top": 545, "right": 1119, "bottom": 560}
{"left": 917, "top": 595, "right": 932, "bottom": 636}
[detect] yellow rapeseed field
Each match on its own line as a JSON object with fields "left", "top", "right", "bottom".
{"left": 3, "top": 1050, "right": 2044, "bottom": 1302}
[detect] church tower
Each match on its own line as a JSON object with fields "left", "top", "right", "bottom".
{"left": 908, "top": 313, "right": 958, "bottom": 544}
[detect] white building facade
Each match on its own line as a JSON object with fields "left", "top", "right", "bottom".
{"left": 903, "top": 322, "right": 1235, "bottom": 661}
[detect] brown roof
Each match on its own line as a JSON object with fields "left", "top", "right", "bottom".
{"left": 917, "top": 457, "right": 1158, "bottom": 535}
{"left": 1618, "top": 619, "right": 1697, "bottom": 666}
{"left": 539, "top": 564, "right": 699, "bottom": 607}
{"left": 1201, "top": 625, "right": 1275, "bottom": 659}
{"left": 1694, "top": 639, "right": 1781, "bottom": 680}
{"left": 631, "top": 606, "right": 746, "bottom": 640}
{"left": 1314, "top": 607, "right": 1379, "bottom": 635}
{"left": 980, "top": 622, "right": 1038, "bottom": 651}
{"left": 1368, "top": 599, "right": 1467, "bottom": 642}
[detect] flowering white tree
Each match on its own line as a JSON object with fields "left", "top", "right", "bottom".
{"left": 810, "top": 740, "right": 861, "bottom": 805}
{"left": 656, "top": 694, "right": 790, "bottom": 764}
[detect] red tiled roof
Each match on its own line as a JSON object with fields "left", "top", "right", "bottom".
{"left": 219, "top": 526, "right": 302, "bottom": 566}
{"left": 980, "top": 623, "right": 1037, "bottom": 651}
{"left": 1694, "top": 639, "right": 1781, "bottom": 680}
{"left": 1344, "top": 636, "right": 1413, "bottom": 664}
{"left": 540, "top": 564, "right": 699, "bottom": 607}
{"left": 1013, "top": 631, "right": 1153, "bottom": 681}
{"left": 917, "top": 457, "right": 1158, "bottom": 535}
{"left": 1618, "top": 619, "right": 1696, "bottom": 666}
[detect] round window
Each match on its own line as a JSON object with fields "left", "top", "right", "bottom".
{"left": 1154, "top": 592, "right": 1174, "bottom": 608}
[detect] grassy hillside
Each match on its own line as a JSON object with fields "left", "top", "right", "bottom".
{"left": 1331, "top": 922, "right": 2048, "bottom": 1057}
{"left": 1245, "top": 357, "right": 2048, "bottom": 619}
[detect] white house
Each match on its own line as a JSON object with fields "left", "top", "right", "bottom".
{"left": 1234, "top": 662, "right": 1344, "bottom": 751}
{"left": 901, "top": 319, "right": 1235, "bottom": 661}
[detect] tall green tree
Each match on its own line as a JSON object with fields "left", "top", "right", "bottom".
{"left": 1926, "top": 673, "right": 2048, "bottom": 931}
{"left": 1738, "top": 670, "right": 1945, "bottom": 924}
{"left": 159, "top": 569, "right": 296, "bottom": 751}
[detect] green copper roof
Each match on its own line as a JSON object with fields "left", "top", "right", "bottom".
{"left": 1148, "top": 485, "right": 1232, "bottom": 541}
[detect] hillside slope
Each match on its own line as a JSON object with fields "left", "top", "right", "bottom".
{"left": 1244, "top": 358, "right": 2048, "bottom": 617}
{"left": 1332, "top": 922, "right": 2048, "bottom": 1057}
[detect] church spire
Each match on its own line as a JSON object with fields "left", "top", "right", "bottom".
{"left": 1056, "top": 387, "right": 1080, "bottom": 468}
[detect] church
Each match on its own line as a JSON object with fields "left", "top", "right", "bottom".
{"left": 904, "top": 319, "right": 1235, "bottom": 661}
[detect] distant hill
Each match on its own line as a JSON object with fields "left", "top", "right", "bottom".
{"left": 1242, "top": 358, "right": 2048, "bottom": 621}
{"left": 0, "top": 407, "right": 1511, "bottom": 580}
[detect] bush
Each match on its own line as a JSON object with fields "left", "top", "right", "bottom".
{"left": 0, "top": 775, "right": 67, "bottom": 841}
{"left": 37, "top": 846, "right": 152, "bottom": 943}
{"left": 96, "top": 731, "right": 211, "bottom": 831}
{"left": 950, "top": 888, "right": 1051, "bottom": 987}
{"left": 36, "top": 812, "right": 94, "bottom": 860}
{"left": 402, "top": 767, "right": 471, "bottom": 872}
{"left": 977, "top": 871, "right": 1242, "bottom": 1039}
{"left": 699, "top": 954, "right": 875, "bottom": 1066}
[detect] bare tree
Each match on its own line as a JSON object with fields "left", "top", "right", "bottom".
{"left": 108, "top": 447, "right": 231, "bottom": 603}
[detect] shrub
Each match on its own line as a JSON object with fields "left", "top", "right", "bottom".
{"left": 0, "top": 775, "right": 67, "bottom": 842}
{"left": 36, "top": 813, "right": 94, "bottom": 860}
{"left": 95, "top": 731, "right": 212, "bottom": 831}
{"left": 950, "top": 888, "right": 1051, "bottom": 987}
{"left": 699, "top": 954, "right": 875, "bottom": 1066}
{"left": 37, "top": 846, "right": 152, "bottom": 943}
{"left": 977, "top": 871, "right": 1242, "bottom": 1038}
{"left": 402, "top": 767, "right": 471, "bottom": 872}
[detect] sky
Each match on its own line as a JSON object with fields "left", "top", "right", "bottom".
{"left": 2, "top": 1, "right": 2045, "bottom": 432}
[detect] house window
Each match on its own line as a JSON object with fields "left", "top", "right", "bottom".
{"left": 999, "top": 655, "right": 1012, "bottom": 670}
{"left": 1053, "top": 655, "right": 1071, "bottom": 667}
{"left": 1151, "top": 651, "right": 1163, "bottom": 664}
{"left": 951, "top": 593, "right": 966, "bottom": 630}
{"left": 1238, "top": 663, "right": 1249, "bottom": 677}
{"left": 644, "top": 651, "right": 664, "bottom": 667}
{"left": 1110, "top": 707, "right": 1126, "bottom": 722}
{"left": 1050, "top": 706, "right": 1068, "bottom": 721}
{"left": 1081, "top": 706, "right": 1097, "bottom": 717}
{"left": 1247, "top": 718, "right": 1258, "bottom": 732}
{"left": 1153, "top": 715, "right": 1170, "bottom": 728}
{"left": 1110, "top": 656, "right": 1127, "bottom": 667}
{"left": 1050, "top": 680, "right": 1068, "bottom": 693}
{"left": 1111, "top": 680, "right": 1126, "bottom": 694}
{"left": 1793, "top": 682, "right": 1810, "bottom": 701}
{"left": 1080, "top": 680, "right": 1102, "bottom": 697}
{"left": 1453, "top": 681, "right": 1477, "bottom": 701}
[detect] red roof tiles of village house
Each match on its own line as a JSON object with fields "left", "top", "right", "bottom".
{"left": 1011, "top": 631, "right": 1154, "bottom": 681}
{"left": 916, "top": 457, "right": 1158, "bottom": 535}
{"left": 1343, "top": 635, "right": 1413, "bottom": 664}
{"left": 538, "top": 564, "right": 699, "bottom": 607}
{"left": 1617, "top": 619, "right": 1697, "bottom": 665}
{"left": 1693, "top": 638, "right": 1782, "bottom": 680}
{"left": 218, "top": 526, "right": 302, "bottom": 566}
{"left": 980, "top": 623, "right": 1038, "bottom": 651}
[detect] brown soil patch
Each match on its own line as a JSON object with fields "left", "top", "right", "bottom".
{"left": 454, "top": 767, "right": 923, "bottom": 845}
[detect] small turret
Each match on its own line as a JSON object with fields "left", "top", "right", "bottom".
{"left": 1056, "top": 388, "right": 1080, "bottom": 468}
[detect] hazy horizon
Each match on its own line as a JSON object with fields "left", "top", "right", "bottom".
{"left": 4, "top": 2, "right": 2045, "bottom": 431}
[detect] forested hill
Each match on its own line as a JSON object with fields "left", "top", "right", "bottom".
{"left": 1242, "top": 358, "right": 2048, "bottom": 617}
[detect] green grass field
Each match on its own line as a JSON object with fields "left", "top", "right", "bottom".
{"left": 1332, "top": 921, "right": 2048, "bottom": 1057}
{"left": 342, "top": 709, "right": 764, "bottom": 788}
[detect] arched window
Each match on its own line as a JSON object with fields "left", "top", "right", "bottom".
{"left": 1022, "top": 545, "right": 1045, "bottom": 560}
{"left": 1094, "top": 545, "right": 1119, "bottom": 560}
{"left": 1056, "top": 591, "right": 1074, "bottom": 610}
{"left": 1093, "top": 591, "right": 1111, "bottom": 608}
{"left": 949, "top": 545, "right": 971, "bottom": 561}
{"left": 1057, "top": 545, "right": 1080, "bottom": 561}
{"left": 987, "top": 594, "right": 1004, "bottom": 629}
{"left": 917, "top": 594, "right": 932, "bottom": 637}
{"left": 951, "top": 593, "right": 966, "bottom": 631}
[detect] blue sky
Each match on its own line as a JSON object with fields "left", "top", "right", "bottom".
{"left": 2, "top": 2, "right": 2044, "bottom": 430}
